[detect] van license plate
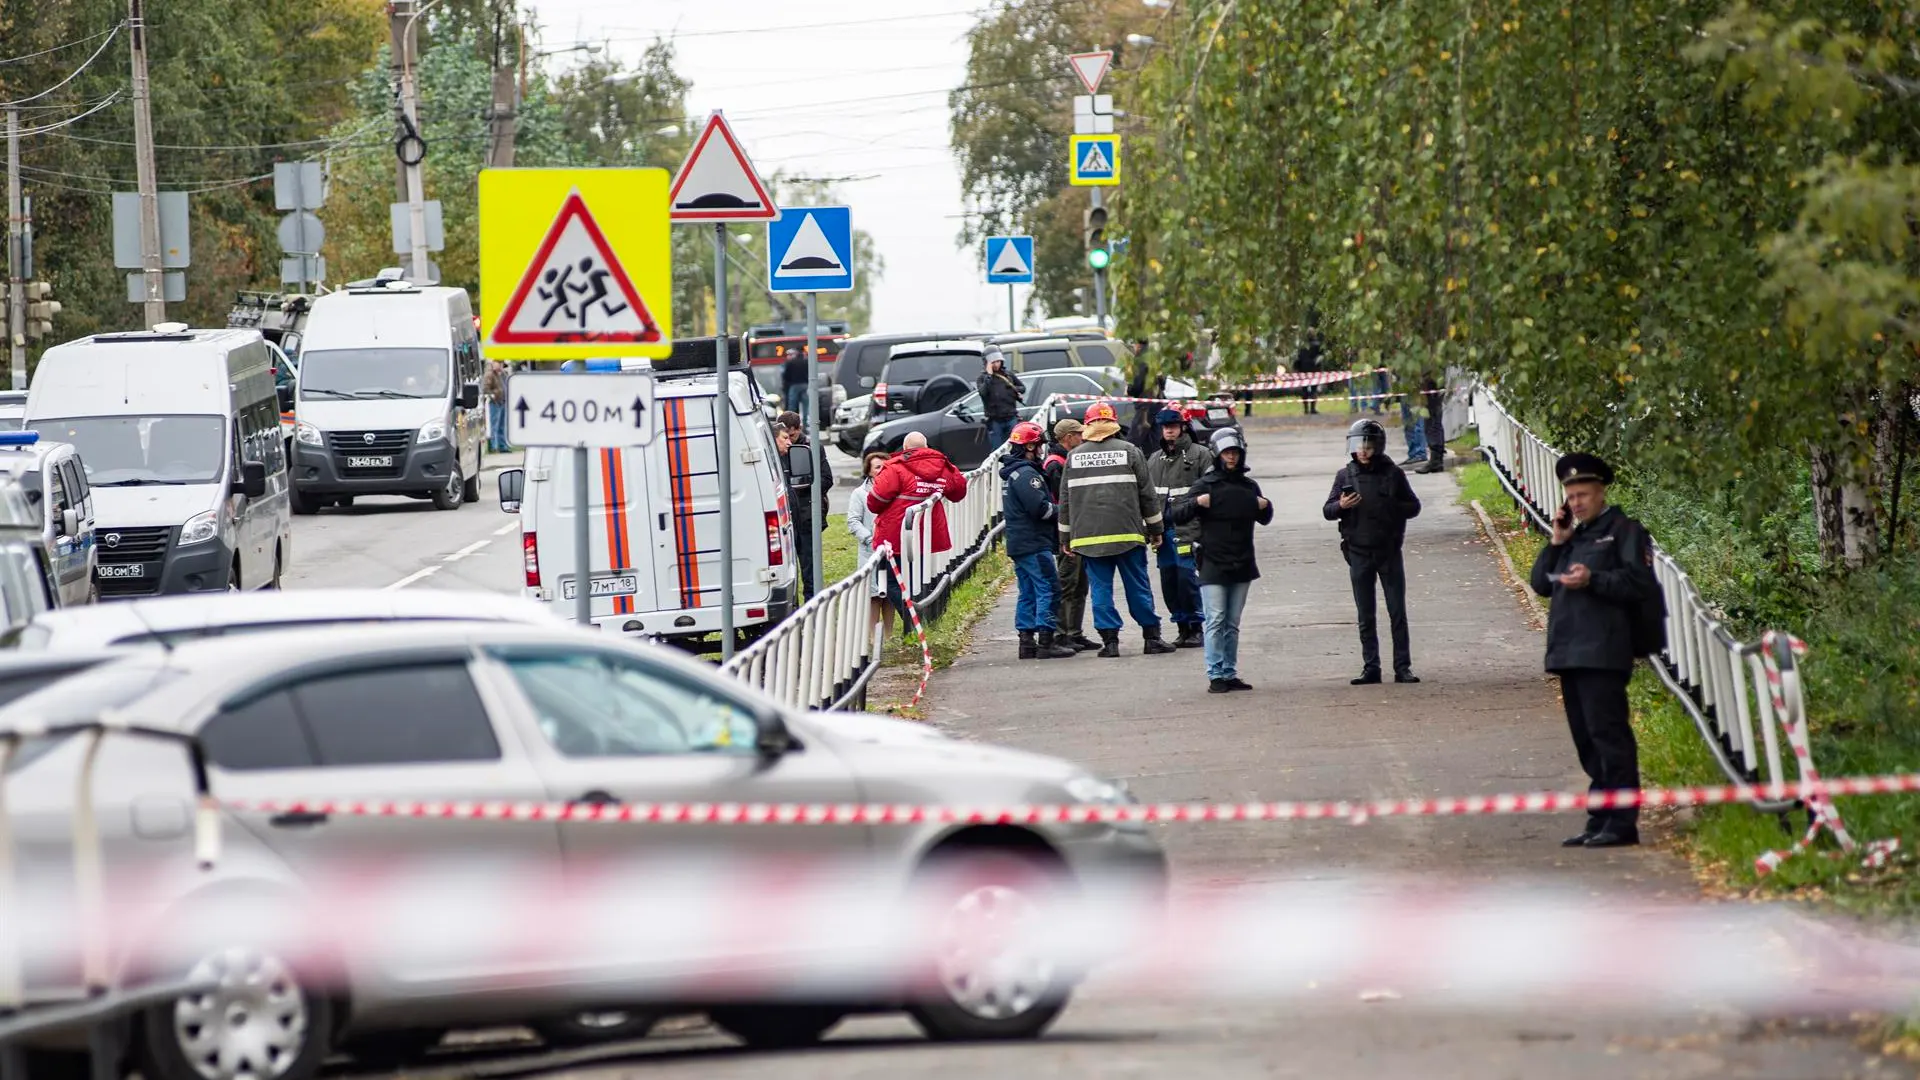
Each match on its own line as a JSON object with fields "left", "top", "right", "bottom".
{"left": 1207, "top": 408, "right": 1231, "bottom": 423}
{"left": 98, "top": 564, "right": 145, "bottom": 579}
{"left": 345, "top": 455, "right": 394, "bottom": 469}
{"left": 562, "top": 574, "right": 639, "bottom": 600}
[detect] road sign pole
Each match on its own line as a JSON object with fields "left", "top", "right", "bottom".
{"left": 805, "top": 291, "right": 823, "bottom": 600}
{"left": 713, "top": 223, "right": 736, "bottom": 660}
{"left": 1090, "top": 188, "right": 1108, "bottom": 327}
{"left": 573, "top": 444, "right": 591, "bottom": 626}
{"left": 1007, "top": 283, "right": 1016, "bottom": 333}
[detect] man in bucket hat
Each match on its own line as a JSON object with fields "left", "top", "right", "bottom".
{"left": 1529, "top": 452, "right": 1660, "bottom": 849}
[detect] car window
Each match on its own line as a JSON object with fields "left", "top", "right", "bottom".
{"left": 0, "top": 664, "right": 180, "bottom": 729}
{"left": 1075, "top": 341, "right": 1127, "bottom": 368}
{"left": 292, "top": 662, "right": 499, "bottom": 766}
{"left": 494, "top": 649, "right": 758, "bottom": 758}
{"left": 1013, "top": 348, "right": 1073, "bottom": 372}
{"left": 62, "top": 460, "right": 87, "bottom": 504}
{"left": 884, "top": 354, "right": 981, "bottom": 383}
{"left": 200, "top": 689, "right": 316, "bottom": 771}
{"left": 0, "top": 661, "right": 110, "bottom": 708}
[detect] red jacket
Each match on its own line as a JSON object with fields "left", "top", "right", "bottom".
{"left": 867, "top": 448, "right": 968, "bottom": 557}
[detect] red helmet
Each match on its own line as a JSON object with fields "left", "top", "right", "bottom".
{"left": 1008, "top": 421, "right": 1045, "bottom": 446}
{"left": 1083, "top": 400, "right": 1118, "bottom": 424}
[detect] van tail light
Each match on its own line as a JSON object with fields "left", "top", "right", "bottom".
{"left": 765, "top": 511, "right": 785, "bottom": 566}
{"left": 873, "top": 382, "right": 889, "bottom": 408}
{"left": 522, "top": 533, "right": 541, "bottom": 587}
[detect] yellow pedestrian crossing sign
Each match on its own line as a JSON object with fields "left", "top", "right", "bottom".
{"left": 479, "top": 168, "right": 673, "bottom": 360}
{"left": 1070, "top": 135, "right": 1120, "bottom": 186}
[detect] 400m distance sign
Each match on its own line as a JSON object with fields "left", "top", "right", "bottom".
{"left": 508, "top": 371, "right": 658, "bottom": 448}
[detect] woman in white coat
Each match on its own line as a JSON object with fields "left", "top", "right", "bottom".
{"left": 846, "top": 451, "right": 892, "bottom": 637}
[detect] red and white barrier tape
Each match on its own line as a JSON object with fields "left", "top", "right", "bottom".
{"left": 1754, "top": 632, "right": 1901, "bottom": 876}
{"left": 219, "top": 772, "right": 1920, "bottom": 827}
{"left": 878, "top": 542, "right": 933, "bottom": 710}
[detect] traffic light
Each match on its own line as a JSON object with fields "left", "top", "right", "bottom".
{"left": 24, "top": 282, "right": 58, "bottom": 341}
{"left": 1083, "top": 205, "right": 1109, "bottom": 270}
{"left": 1070, "top": 287, "right": 1088, "bottom": 315}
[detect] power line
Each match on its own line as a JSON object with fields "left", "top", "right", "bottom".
{"left": 11, "top": 93, "right": 123, "bottom": 137}
{"left": 547, "top": 7, "right": 986, "bottom": 45}
{"left": 0, "top": 23, "right": 124, "bottom": 107}
{"left": 0, "top": 25, "right": 121, "bottom": 67}
{"left": 47, "top": 118, "right": 386, "bottom": 153}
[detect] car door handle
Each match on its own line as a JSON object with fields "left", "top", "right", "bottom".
{"left": 574, "top": 790, "right": 621, "bottom": 806}
{"left": 267, "top": 810, "right": 329, "bottom": 828}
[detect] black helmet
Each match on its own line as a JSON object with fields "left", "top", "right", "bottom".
{"left": 1346, "top": 419, "right": 1387, "bottom": 457}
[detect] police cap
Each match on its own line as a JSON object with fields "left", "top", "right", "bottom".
{"left": 1556, "top": 452, "right": 1614, "bottom": 486}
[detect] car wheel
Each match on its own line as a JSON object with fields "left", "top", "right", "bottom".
{"left": 339, "top": 1028, "right": 444, "bottom": 1067}
{"left": 531, "top": 1010, "right": 658, "bottom": 1048}
{"left": 268, "top": 543, "right": 283, "bottom": 590}
{"left": 289, "top": 487, "right": 316, "bottom": 516}
{"left": 227, "top": 561, "right": 242, "bottom": 592}
{"left": 137, "top": 946, "right": 333, "bottom": 1080}
{"left": 906, "top": 851, "right": 1072, "bottom": 1042}
{"left": 461, "top": 470, "right": 481, "bottom": 503}
{"left": 431, "top": 467, "right": 462, "bottom": 511}
{"left": 708, "top": 1006, "right": 843, "bottom": 1050}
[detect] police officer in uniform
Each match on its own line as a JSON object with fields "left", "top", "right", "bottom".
{"left": 1529, "top": 453, "right": 1659, "bottom": 848}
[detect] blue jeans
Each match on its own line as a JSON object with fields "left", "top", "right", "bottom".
{"left": 1083, "top": 546, "right": 1161, "bottom": 631}
{"left": 1156, "top": 523, "right": 1202, "bottom": 625}
{"left": 986, "top": 418, "right": 1015, "bottom": 449}
{"left": 1400, "top": 396, "right": 1429, "bottom": 460}
{"left": 1371, "top": 371, "right": 1389, "bottom": 414}
{"left": 1012, "top": 550, "right": 1059, "bottom": 631}
{"left": 784, "top": 384, "right": 808, "bottom": 420}
{"left": 1201, "top": 581, "right": 1251, "bottom": 681}
{"left": 487, "top": 400, "right": 507, "bottom": 450}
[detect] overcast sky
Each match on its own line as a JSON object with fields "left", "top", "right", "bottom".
{"left": 532, "top": 0, "right": 1029, "bottom": 333}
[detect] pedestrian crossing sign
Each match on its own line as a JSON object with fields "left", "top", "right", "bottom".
{"left": 479, "top": 168, "right": 673, "bottom": 360}
{"left": 1070, "top": 135, "right": 1120, "bottom": 186}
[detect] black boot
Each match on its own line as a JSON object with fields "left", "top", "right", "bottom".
{"left": 1174, "top": 622, "right": 1205, "bottom": 649}
{"left": 1036, "top": 630, "right": 1076, "bottom": 659}
{"left": 1018, "top": 630, "right": 1037, "bottom": 660}
{"left": 1097, "top": 628, "right": 1121, "bottom": 658}
{"left": 1142, "top": 625, "right": 1176, "bottom": 655}
{"left": 1417, "top": 451, "right": 1446, "bottom": 474}
{"left": 1068, "top": 631, "right": 1101, "bottom": 651}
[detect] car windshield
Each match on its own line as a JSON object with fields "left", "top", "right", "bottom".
{"left": 40, "top": 415, "right": 225, "bottom": 486}
{"left": 1, "top": 665, "right": 182, "bottom": 773}
{"left": 750, "top": 364, "right": 784, "bottom": 396}
{"left": 1014, "top": 348, "right": 1073, "bottom": 372}
{"left": 0, "top": 416, "right": 21, "bottom": 433}
{"left": 886, "top": 353, "right": 982, "bottom": 384}
{"left": 299, "top": 347, "right": 449, "bottom": 400}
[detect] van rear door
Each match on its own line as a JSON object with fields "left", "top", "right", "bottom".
{"left": 642, "top": 389, "right": 771, "bottom": 614}
{"left": 543, "top": 448, "right": 660, "bottom": 621}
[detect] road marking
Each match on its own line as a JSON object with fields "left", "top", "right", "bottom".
{"left": 493, "top": 521, "right": 519, "bottom": 536}
{"left": 444, "top": 540, "right": 491, "bottom": 562}
{"left": 385, "top": 566, "right": 441, "bottom": 591}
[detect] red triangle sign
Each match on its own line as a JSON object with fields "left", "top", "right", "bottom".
{"left": 668, "top": 111, "right": 780, "bottom": 223}
{"left": 1069, "top": 51, "right": 1112, "bottom": 95}
{"left": 493, "top": 190, "right": 662, "bottom": 345}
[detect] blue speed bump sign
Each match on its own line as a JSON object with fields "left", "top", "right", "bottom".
{"left": 767, "top": 205, "right": 854, "bottom": 293}
{"left": 984, "top": 236, "right": 1035, "bottom": 285}
{"left": 1069, "top": 135, "right": 1120, "bottom": 186}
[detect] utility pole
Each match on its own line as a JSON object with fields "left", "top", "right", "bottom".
{"left": 485, "top": 9, "right": 517, "bottom": 168}
{"left": 390, "top": 0, "right": 431, "bottom": 281}
{"left": 7, "top": 107, "right": 26, "bottom": 388}
{"left": 387, "top": 6, "right": 410, "bottom": 202}
{"left": 128, "top": 0, "right": 165, "bottom": 328}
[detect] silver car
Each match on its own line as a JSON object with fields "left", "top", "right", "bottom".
{"left": 4, "top": 622, "right": 1165, "bottom": 1079}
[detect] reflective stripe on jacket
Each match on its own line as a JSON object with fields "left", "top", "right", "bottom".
{"left": 1059, "top": 435, "right": 1159, "bottom": 558}
{"left": 1147, "top": 434, "right": 1212, "bottom": 550}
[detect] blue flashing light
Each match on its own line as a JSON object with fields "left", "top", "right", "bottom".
{"left": 560, "top": 358, "right": 623, "bottom": 373}
{"left": 0, "top": 431, "right": 40, "bottom": 447}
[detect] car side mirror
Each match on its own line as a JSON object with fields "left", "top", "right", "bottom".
{"left": 459, "top": 383, "right": 481, "bottom": 410}
{"left": 236, "top": 461, "right": 267, "bottom": 499}
{"left": 497, "top": 468, "right": 525, "bottom": 513}
{"left": 860, "top": 376, "right": 874, "bottom": 388}
{"left": 59, "top": 506, "right": 79, "bottom": 538}
{"left": 755, "top": 711, "right": 796, "bottom": 759}
{"left": 952, "top": 402, "right": 975, "bottom": 422}
{"left": 784, "top": 444, "right": 814, "bottom": 481}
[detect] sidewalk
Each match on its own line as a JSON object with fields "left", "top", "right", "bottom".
{"left": 923, "top": 418, "right": 1693, "bottom": 892}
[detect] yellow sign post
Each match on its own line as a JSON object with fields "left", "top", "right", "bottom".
{"left": 479, "top": 168, "right": 672, "bottom": 361}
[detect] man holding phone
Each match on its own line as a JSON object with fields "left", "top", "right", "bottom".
{"left": 1529, "top": 453, "right": 1659, "bottom": 849}
{"left": 1322, "top": 419, "right": 1423, "bottom": 684}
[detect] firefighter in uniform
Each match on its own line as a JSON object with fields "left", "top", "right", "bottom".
{"left": 1529, "top": 453, "right": 1659, "bottom": 849}
{"left": 1059, "top": 401, "right": 1175, "bottom": 658}
{"left": 1147, "top": 407, "right": 1212, "bottom": 648}
{"left": 1043, "top": 419, "right": 1096, "bottom": 651}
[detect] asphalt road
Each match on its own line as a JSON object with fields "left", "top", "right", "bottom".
{"left": 277, "top": 430, "right": 1894, "bottom": 1080}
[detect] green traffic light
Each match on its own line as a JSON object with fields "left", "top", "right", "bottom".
{"left": 1087, "top": 248, "right": 1111, "bottom": 270}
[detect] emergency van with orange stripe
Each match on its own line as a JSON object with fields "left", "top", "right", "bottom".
{"left": 500, "top": 340, "right": 798, "bottom": 645}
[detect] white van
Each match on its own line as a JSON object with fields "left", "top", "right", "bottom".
{"left": 497, "top": 342, "right": 798, "bottom": 646}
{"left": 289, "top": 278, "right": 485, "bottom": 514}
{"left": 26, "top": 326, "right": 290, "bottom": 598}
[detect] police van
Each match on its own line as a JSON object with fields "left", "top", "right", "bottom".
{"left": 26, "top": 325, "right": 291, "bottom": 597}
{"left": 496, "top": 339, "right": 797, "bottom": 647}
{"left": 0, "top": 432, "right": 96, "bottom": 606}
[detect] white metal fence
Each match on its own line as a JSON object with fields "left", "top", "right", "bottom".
{"left": 898, "top": 452, "right": 1005, "bottom": 616}
{"left": 1469, "top": 384, "right": 1801, "bottom": 812}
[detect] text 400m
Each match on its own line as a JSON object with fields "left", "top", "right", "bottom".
{"left": 513, "top": 396, "right": 649, "bottom": 428}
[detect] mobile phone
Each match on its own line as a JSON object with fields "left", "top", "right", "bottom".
{"left": 1340, "top": 481, "right": 1356, "bottom": 495}
{"left": 1553, "top": 501, "right": 1571, "bottom": 527}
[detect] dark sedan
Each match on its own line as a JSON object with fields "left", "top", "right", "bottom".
{"left": 863, "top": 369, "right": 1127, "bottom": 470}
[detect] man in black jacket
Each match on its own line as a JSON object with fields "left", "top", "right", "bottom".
{"left": 777, "top": 412, "right": 833, "bottom": 599}
{"left": 976, "top": 349, "right": 1026, "bottom": 449}
{"left": 1322, "top": 419, "right": 1422, "bottom": 684}
{"left": 1170, "top": 428, "right": 1272, "bottom": 693}
{"left": 1529, "top": 453, "right": 1659, "bottom": 849}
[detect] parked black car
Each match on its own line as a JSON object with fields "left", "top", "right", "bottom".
{"left": 864, "top": 368, "right": 1127, "bottom": 470}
